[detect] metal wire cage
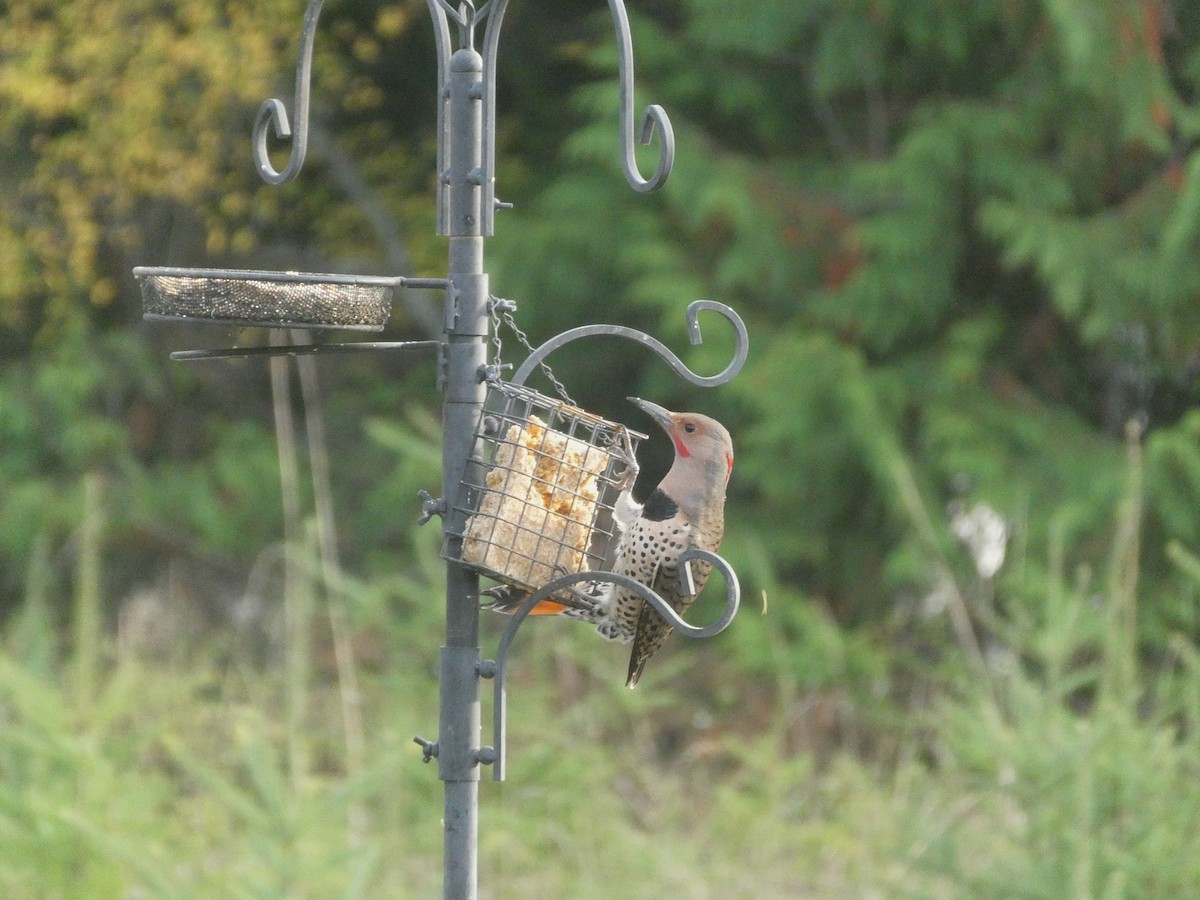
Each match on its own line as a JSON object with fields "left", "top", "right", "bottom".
{"left": 445, "top": 381, "right": 644, "bottom": 595}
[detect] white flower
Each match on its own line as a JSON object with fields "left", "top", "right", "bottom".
{"left": 949, "top": 502, "right": 1008, "bottom": 579}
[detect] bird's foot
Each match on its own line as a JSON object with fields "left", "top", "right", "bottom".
{"left": 480, "top": 584, "right": 528, "bottom": 612}
{"left": 555, "top": 582, "right": 604, "bottom": 613}
{"left": 481, "top": 580, "right": 600, "bottom": 615}
{"left": 608, "top": 425, "right": 640, "bottom": 493}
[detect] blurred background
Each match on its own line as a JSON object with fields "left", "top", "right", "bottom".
{"left": 4, "top": 0, "right": 1200, "bottom": 895}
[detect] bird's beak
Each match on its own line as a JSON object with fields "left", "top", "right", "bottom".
{"left": 627, "top": 397, "right": 676, "bottom": 434}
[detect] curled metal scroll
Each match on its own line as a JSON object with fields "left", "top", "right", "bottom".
{"left": 433, "top": 0, "right": 496, "bottom": 49}
{"left": 253, "top": 0, "right": 324, "bottom": 185}
{"left": 430, "top": 0, "right": 467, "bottom": 28}
{"left": 479, "top": 0, "right": 511, "bottom": 234}
{"left": 607, "top": 0, "right": 675, "bottom": 192}
{"left": 482, "top": 548, "right": 740, "bottom": 780}
{"left": 511, "top": 299, "right": 748, "bottom": 390}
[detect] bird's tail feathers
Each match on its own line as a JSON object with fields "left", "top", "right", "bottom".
{"left": 625, "top": 602, "right": 675, "bottom": 687}
{"left": 625, "top": 658, "right": 647, "bottom": 688}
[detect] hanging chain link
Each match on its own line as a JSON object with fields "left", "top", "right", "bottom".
{"left": 487, "top": 297, "right": 509, "bottom": 371}
{"left": 487, "top": 297, "right": 576, "bottom": 405}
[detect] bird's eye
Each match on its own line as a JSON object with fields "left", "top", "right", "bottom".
{"left": 683, "top": 423, "right": 697, "bottom": 434}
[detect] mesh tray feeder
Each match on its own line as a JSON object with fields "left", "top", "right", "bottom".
{"left": 446, "top": 381, "right": 645, "bottom": 598}
{"left": 134, "top": 266, "right": 398, "bottom": 330}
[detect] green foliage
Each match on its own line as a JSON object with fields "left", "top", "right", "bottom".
{"left": 4, "top": 0, "right": 1200, "bottom": 895}
{"left": 522, "top": 0, "right": 1200, "bottom": 655}
{"left": 0, "top": 0, "right": 289, "bottom": 332}
{"left": 918, "top": 451, "right": 1200, "bottom": 898}
{"left": 1147, "top": 410, "right": 1200, "bottom": 546}
{"left": 0, "top": 630, "right": 442, "bottom": 897}
{"left": 3, "top": 473, "right": 1199, "bottom": 896}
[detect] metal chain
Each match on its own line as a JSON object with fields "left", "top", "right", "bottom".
{"left": 487, "top": 297, "right": 576, "bottom": 405}
{"left": 488, "top": 297, "right": 508, "bottom": 370}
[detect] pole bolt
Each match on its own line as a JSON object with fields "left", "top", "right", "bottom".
{"left": 477, "top": 363, "right": 512, "bottom": 383}
{"left": 417, "top": 490, "right": 446, "bottom": 525}
{"left": 413, "top": 736, "right": 439, "bottom": 763}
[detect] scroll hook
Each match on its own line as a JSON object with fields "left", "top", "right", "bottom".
{"left": 607, "top": 0, "right": 675, "bottom": 192}
{"left": 253, "top": 0, "right": 325, "bottom": 186}
{"left": 511, "top": 300, "right": 748, "bottom": 391}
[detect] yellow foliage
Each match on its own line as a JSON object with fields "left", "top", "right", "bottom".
{"left": 0, "top": 0, "right": 300, "bottom": 335}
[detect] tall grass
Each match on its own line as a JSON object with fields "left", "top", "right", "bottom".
{"left": 2, "top": 421, "right": 1200, "bottom": 897}
{"left": 910, "top": 421, "right": 1200, "bottom": 898}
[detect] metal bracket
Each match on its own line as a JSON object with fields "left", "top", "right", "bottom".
{"left": 169, "top": 341, "right": 441, "bottom": 363}
{"left": 511, "top": 300, "right": 749, "bottom": 390}
{"left": 482, "top": 548, "right": 739, "bottom": 781}
{"left": 445, "top": 274, "right": 490, "bottom": 335}
{"left": 438, "top": 645, "right": 485, "bottom": 782}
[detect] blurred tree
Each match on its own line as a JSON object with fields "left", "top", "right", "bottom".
{"left": 0, "top": 0, "right": 444, "bottom": 609}
{"left": 3, "top": 0, "right": 1200, "bottom": 678}
{"left": 484, "top": 0, "right": 1200, "bottom": 664}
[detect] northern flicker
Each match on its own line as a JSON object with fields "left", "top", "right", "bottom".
{"left": 482, "top": 398, "right": 733, "bottom": 687}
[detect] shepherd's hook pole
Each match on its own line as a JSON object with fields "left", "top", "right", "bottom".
{"left": 139, "top": 0, "right": 700, "bottom": 896}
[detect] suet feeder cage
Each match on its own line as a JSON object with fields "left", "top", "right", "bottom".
{"left": 445, "top": 380, "right": 646, "bottom": 598}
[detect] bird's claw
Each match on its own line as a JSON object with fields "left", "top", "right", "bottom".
{"left": 609, "top": 426, "right": 640, "bottom": 493}
{"left": 551, "top": 567, "right": 605, "bottom": 612}
{"left": 564, "top": 579, "right": 609, "bottom": 611}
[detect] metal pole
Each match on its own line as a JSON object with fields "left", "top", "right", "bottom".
{"left": 439, "top": 41, "right": 488, "bottom": 900}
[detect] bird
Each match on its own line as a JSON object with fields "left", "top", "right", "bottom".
{"left": 482, "top": 397, "right": 733, "bottom": 687}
